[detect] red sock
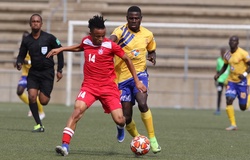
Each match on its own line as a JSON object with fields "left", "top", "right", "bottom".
{"left": 62, "top": 127, "right": 74, "bottom": 144}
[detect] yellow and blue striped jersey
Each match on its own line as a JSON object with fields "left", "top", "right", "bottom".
{"left": 224, "top": 47, "right": 250, "bottom": 83}
{"left": 112, "top": 24, "right": 156, "bottom": 83}
{"left": 21, "top": 53, "right": 31, "bottom": 76}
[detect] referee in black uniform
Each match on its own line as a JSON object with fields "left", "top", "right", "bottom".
{"left": 16, "top": 13, "right": 64, "bottom": 132}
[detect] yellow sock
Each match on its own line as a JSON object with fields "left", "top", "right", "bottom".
{"left": 126, "top": 119, "right": 140, "bottom": 137}
{"left": 36, "top": 97, "right": 44, "bottom": 113}
{"left": 19, "top": 93, "right": 29, "bottom": 104}
{"left": 247, "top": 94, "right": 250, "bottom": 109}
{"left": 226, "top": 105, "right": 236, "bottom": 126}
{"left": 141, "top": 109, "right": 155, "bottom": 138}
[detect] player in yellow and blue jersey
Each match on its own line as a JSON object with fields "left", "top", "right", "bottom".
{"left": 110, "top": 6, "right": 161, "bottom": 153}
{"left": 14, "top": 31, "right": 45, "bottom": 120}
{"left": 214, "top": 35, "right": 250, "bottom": 131}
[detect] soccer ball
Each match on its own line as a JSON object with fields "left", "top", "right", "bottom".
{"left": 130, "top": 135, "right": 150, "bottom": 156}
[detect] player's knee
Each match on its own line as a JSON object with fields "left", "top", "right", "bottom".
{"left": 73, "top": 101, "right": 87, "bottom": 119}
{"left": 226, "top": 97, "right": 234, "bottom": 105}
{"left": 115, "top": 115, "right": 125, "bottom": 126}
{"left": 138, "top": 104, "right": 148, "bottom": 112}
{"left": 16, "top": 91, "right": 22, "bottom": 96}
{"left": 40, "top": 101, "right": 49, "bottom": 106}
{"left": 39, "top": 98, "right": 50, "bottom": 105}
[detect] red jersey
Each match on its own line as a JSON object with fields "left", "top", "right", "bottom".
{"left": 80, "top": 36, "right": 125, "bottom": 85}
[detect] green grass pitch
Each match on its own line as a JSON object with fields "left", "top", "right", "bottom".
{"left": 0, "top": 102, "right": 250, "bottom": 160}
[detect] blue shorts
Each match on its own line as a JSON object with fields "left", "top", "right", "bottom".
{"left": 118, "top": 71, "right": 148, "bottom": 105}
{"left": 225, "top": 78, "right": 248, "bottom": 105}
{"left": 18, "top": 76, "right": 27, "bottom": 88}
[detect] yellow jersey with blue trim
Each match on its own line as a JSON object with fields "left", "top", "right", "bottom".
{"left": 21, "top": 53, "right": 31, "bottom": 76}
{"left": 223, "top": 47, "right": 250, "bottom": 83}
{"left": 112, "top": 24, "right": 156, "bottom": 83}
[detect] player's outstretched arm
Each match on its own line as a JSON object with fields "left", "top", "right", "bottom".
{"left": 214, "top": 63, "right": 229, "bottom": 81}
{"left": 46, "top": 44, "right": 82, "bottom": 58}
{"left": 121, "top": 54, "right": 147, "bottom": 93}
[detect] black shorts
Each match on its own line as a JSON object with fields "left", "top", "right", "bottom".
{"left": 27, "top": 68, "right": 55, "bottom": 98}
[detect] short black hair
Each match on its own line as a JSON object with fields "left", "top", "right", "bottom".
{"left": 29, "top": 13, "right": 43, "bottom": 24}
{"left": 88, "top": 15, "right": 106, "bottom": 31}
{"left": 127, "top": 6, "right": 141, "bottom": 15}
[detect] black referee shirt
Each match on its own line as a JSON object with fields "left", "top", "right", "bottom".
{"left": 17, "top": 30, "right": 64, "bottom": 72}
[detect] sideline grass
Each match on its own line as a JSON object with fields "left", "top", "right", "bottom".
{"left": 0, "top": 102, "right": 250, "bottom": 160}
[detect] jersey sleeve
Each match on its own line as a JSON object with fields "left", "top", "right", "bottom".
{"left": 16, "top": 39, "right": 28, "bottom": 64}
{"left": 243, "top": 51, "right": 250, "bottom": 62}
{"left": 216, "top": 58, "right": 220, "bottom": 71}
{"left": 111, "top": 26, "right": 123, "bottom": 42}
{"left": 50, "top": 34, "right": 64, "bottom": 71}
{"left": 112, "top": 41, "right": 125, "bottom": 58}
{"left": 146, "top": 32, "right": 156, "bottom": 52}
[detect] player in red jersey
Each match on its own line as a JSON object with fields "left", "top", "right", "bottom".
{"left": 46, "top": 15, "right": 147, "bottom": 156}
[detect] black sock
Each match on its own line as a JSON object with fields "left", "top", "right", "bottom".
{"left": 29, "top": 102, "right": 42, "bottom": 126}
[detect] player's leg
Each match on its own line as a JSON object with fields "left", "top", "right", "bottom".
{"left": 246, "top": 86, "right": 250, "bottom": 109}
{"left": 17, "top": 86, "right": 28, "bottom": 104}
{"left": 36, "top": 96, "right": 45, "bottom": 120}
{"left": 16, "top": 76, "right": 31, "bottom": 116}
{"left": 111, "top": 107, "right": 126, "bottom": 142}
{"left": 117, "top": 80, "right": 137, "bottom": 141}
{"left": 28, "top": 88, "right": 44, "bottom": 132}
{"left": 135, "top": 73, "right": 161, "bottom": 153}
{"left": 238, "top": 84, "right": 248, "bottom": 112}
{"left": 56, "top": 88, "right": 94, "bottom": 156}
{"left": 101, "top": 86, "right": 126, "bottom": 143}
{"left": 123, "top": 101, "right": 140, "bottom": 137}
{"left": 215, "top": 82, "right": 224, "bottom": 115}
{"left": 136, "top": 92, "right": 161, "bottom": 153}
{"left": 56, "top": 100, "right": 88, "bottom": 156}
{"left": 225, "top": 82, "right": 237, "bottom": 130}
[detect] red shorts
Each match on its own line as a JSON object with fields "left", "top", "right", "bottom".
{"left": 75, "top": 83, "right": 122, "bottom": 113}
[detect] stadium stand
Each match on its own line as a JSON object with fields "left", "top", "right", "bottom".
{"left": 1, "top": 0, "right": 250, "bottom": 107}
{"left": 1, "top": 0, "right": 250, "bottom": 72}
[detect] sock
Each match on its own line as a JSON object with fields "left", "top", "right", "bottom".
{"left": 226, "top": 105, "right": 236, "bottom": 126}
{"left": 117, "top": 124, "right": 125, "bottom": 129}
{"left": 217, "top": 90, "right": 222, "bottom": 111}
{"left": 19, "top": 93, "right": 29, "bottom": 104}
{"left": 141, "top": 109, "right": 155, "bottom": 138}
{"left": 29, "top": 102, "right": 42, "bottom": 126}
{"left": 36, "top": 97, "right": 44, "bottom": 113}
{"left": 62, "top": 127, "right": 75, "bottom": 144}
{"left": 247, "top": 94, "right": 250, "bottom": 109}
{"left": 126, "top": 119, "right": 139, "bottom": 137}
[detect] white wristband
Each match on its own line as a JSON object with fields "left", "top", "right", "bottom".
{"left": 243, "top": 72, "right": 248, "bottom": 77}
{"left": 28, "top": 60, "right": 31, "bottom": 65}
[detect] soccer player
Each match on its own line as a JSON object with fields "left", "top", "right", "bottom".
{"left": 16, "top": 14, "right": 64, "bottom": 132}
{"left": 214, "top": 47, "right": 230, "bottom": 115}
{"left": 109, "top": 6, "right": 161, "bottom": 153}
{"left": 46, "top": 15, "right": 147, "bottom": 156}
{"left": 14, "top": 31, "right": 45, "bottom": 120}
{"left": 214, "top": 35, "right": 250, "bottom": 130}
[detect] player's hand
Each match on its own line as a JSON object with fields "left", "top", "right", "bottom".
{"left": 46, "top": 48, "right": 60, "bottom": 58}
{"left": 214, "top": 74, "right": 220, "bottom": 81}
{"left": 56, "top": 72, "right": 63, "bottom": 82}
{"left": 16, "top": 63, "right": 22, "bottom": 70}
{"left": 238, "top": 74, "right": 245, "bottom": 80}
{"left": 147, "top": 52, "right": 156, "bottom": 65}
{"left": 147, "top": 57, "right": 156, "bottom": 65}
{"left": 135, "top": 81, "right": 147, "bottom": 93}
